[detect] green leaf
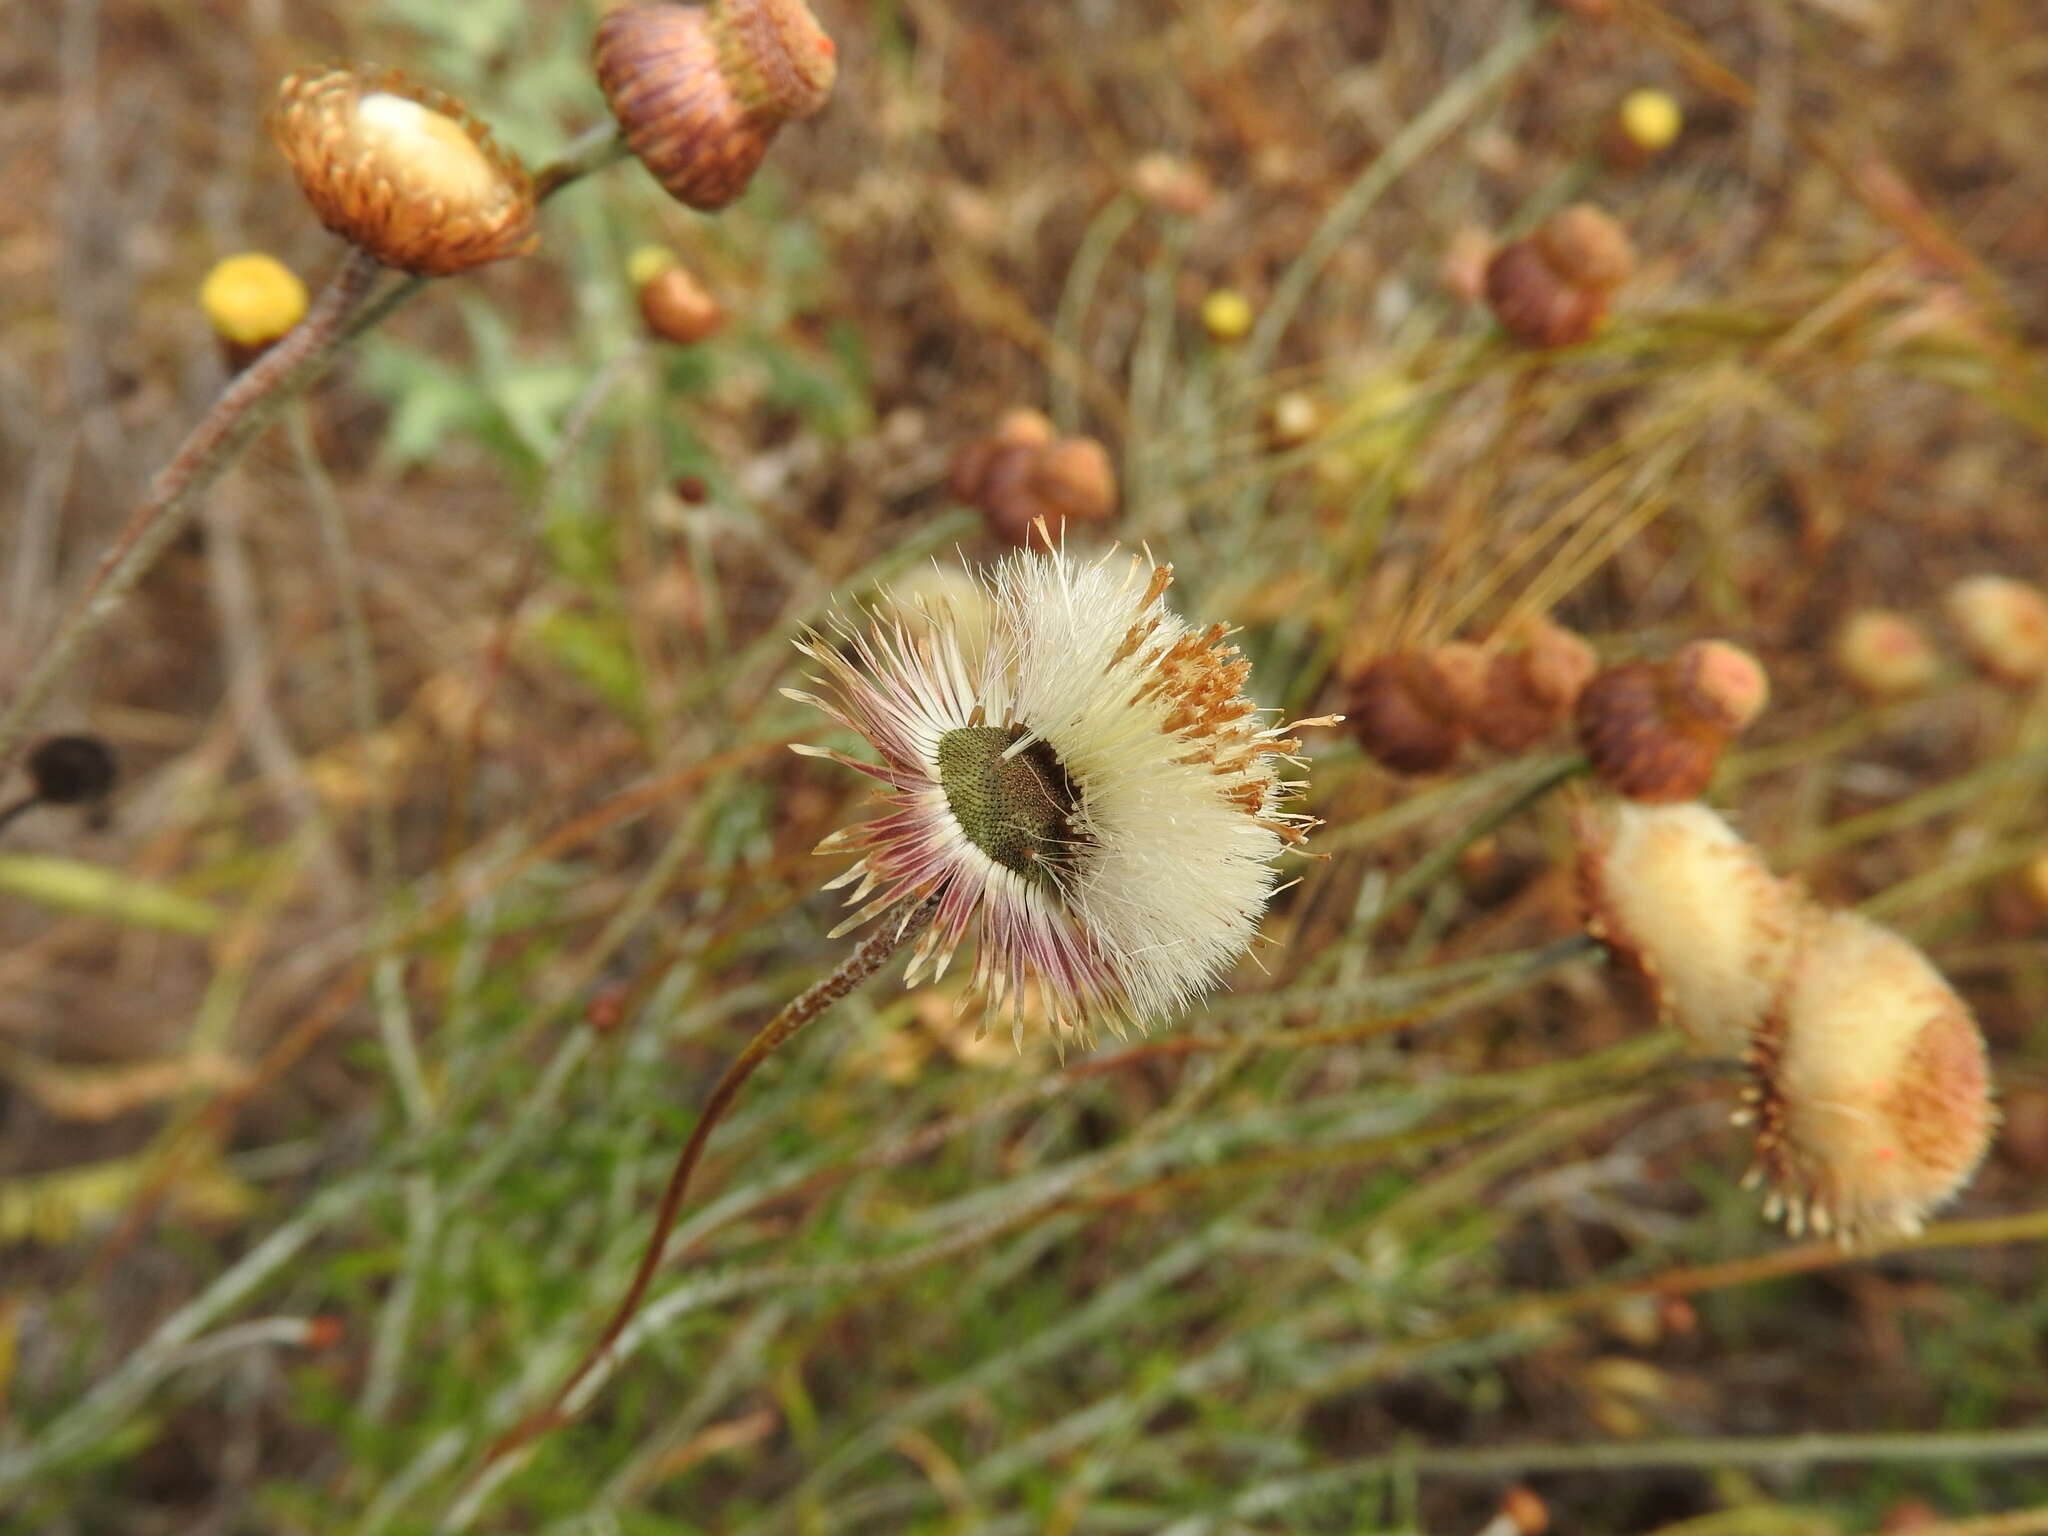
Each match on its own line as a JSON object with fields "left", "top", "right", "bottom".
{"left": 0, "top": 856, "right": 222, "bottom": 935}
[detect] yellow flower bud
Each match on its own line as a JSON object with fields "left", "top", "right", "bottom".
{"left": 198, "top": 253, "right": 309, "bottom": 353}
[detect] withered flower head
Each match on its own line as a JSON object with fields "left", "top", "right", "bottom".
{"left": 268, "top": 67, "right": 538, "bottom": 276}
{"left": 949, "top": 415, "right": 1119, "bottom": 547}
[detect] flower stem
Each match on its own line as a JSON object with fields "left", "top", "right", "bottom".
{"left": 484, "top": 897, "right": 939, "bottom": 1467}
{"left": 0, "top": 245, "right": 381, "bottom": 771}
{"left": 0, "top": 125, "right": 631, "bottom": 777}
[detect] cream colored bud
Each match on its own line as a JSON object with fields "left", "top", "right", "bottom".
{"left": 1576, "top": 800, "right": 1800, "bottom": 1059}
{"left": 1747, "top": 909, "right": 1994, "bottom": 1241}
{"left": 1945, "top": 574, "right": 2048, "bottom": 685}
{"left": 1833, "top": 610, "right": 1939, "bottom": 699}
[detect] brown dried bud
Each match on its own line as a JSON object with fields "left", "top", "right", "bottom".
{"left": 1745, "top": 909, "right": 1994, "bottom": 1241}
{"left": 950, "top": 421, "right": 1117, "bottom": 546}
{"left": 1030, "top": 439, "right": 1118, "bottom": 526}
{"left": 1484, "top": 203, "right": 1635, "bottom": 348}
{"left": 596, "top": 0, "right": 836, "bottom": 213}
{"left": 634, "top": 254, "right": 726, "bottom": 345}
{"left": 1345, "top": 653, "right": 1469, "bottom": 775}
{"left": 1429, "top": 641, "right": 1491, "bottom": 722}
{"left": 268, "top": 68, "right": 538, "bottom": 275}
{"left": 1472, "top": 617, "right": 1598, "bottom": 753}
{"left": 1945, "top": 574, "right": 2048, "bottom": 686}
{"left": 1833, "top": 609, "right": 1939, "bottom": 700}
{"left": 1576, "top": 642, "right": 1767, "bottom": 802}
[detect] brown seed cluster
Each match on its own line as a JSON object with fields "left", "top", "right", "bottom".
{"left": 595, "top": 0, "right": 836, "bottom": 212}
{"left": 1346, "top": 616, "right": 1597, "bottom": 775}
{"left": 949, "top": 410, "right": 1119, "bottom": 547}
{"left": 1485, "top": 203, "right": 1635, "bottom": 348}
{"left": 1575, "top": 640, "right": 1768, "bottom": 802}
{"left": 268, "top": 68, "right": 538, "bottom": 275}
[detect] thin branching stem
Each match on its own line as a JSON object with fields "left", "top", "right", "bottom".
{"left": 0, "top": 125, "right": 630, "bottom": 778}
{"left": 0, "top": 245, "right": 383, "bottom": 772}
{"left": 482, "top": 896, "right": 940, "bottom": 1468}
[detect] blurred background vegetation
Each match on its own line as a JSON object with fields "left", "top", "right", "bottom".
{"left": 3, "top": 0, "right": 2047, "bottom": 1531}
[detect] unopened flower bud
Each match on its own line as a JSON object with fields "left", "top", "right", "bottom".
{"left": 1575, "top": 799, "right": 1800, "bottom": 1058}
{"left": 1030, "top": 439, "right": 1118, "bottom": 528}
{"left": 1576, "top": 641, "right": 1767, "bottom": 802}
{"left": 1346, "top": 653, "right": 1469, "bottom": 775}
{"left": 199, "top": 253, "right": 309, "bottom": 370}
{"left": 595, "top": 0, "right": 837, "bottom": 212}
{"left": 268, "top": 67, "right": 538, "bottom": 275}
{"left": 1945, "top": 574, "right": 2048, "bottom": 685}
{"left": 1613, "top": 88, "right": 1679, "bottom": 159}
{"left": 1471, "top": 617, "right": 1598, "bottom": 753}
{"left": 1832, "top": 609, "right": 1939, "bottom": 699}
{"left": 1745, "top": 909, "right": 1994, "bottom": 1240}
{"left": 949, "top": 420, "right": 1118, "bottom": 547}
{"left": 1485, "top": 203, "right": 1634, "bottom": 348}
{"left": 1266, "top": 390, "right": 1323, "bottom": 451}
{"left": 1201, "top": 289, "right": 1255, "bottom": 344}
{"left": 630, "top": 246, "right": 726, "bottom": 344}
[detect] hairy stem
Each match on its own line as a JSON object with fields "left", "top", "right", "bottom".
{"left": 484, "top": 897, "right": 939, "bottom": 1468}
{"left": 0, "top": 125, "right": 630, "bottom": 777}
{"left": 0, "top": 245, "right": 382, "bottom": 772}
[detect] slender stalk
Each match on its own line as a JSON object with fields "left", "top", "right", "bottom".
{"left": 0, "top": 246, "right": 383, "bottom": 772}
{"left": 0, "top": 125, "right": 630, "bottom": 777}
{"left": 483, "top": 897, "right": 939, "bottom": 1467}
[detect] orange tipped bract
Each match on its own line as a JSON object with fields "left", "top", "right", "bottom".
{"left": 268, "top": 67, "right": 538, "bottom": 275}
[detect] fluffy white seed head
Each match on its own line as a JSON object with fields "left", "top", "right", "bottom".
{"left": 1576, "top": 799, "right": 1800, "bottom": 1059}
{"left": 790, "top": 548, "right": 1325, "bottom": 1039}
